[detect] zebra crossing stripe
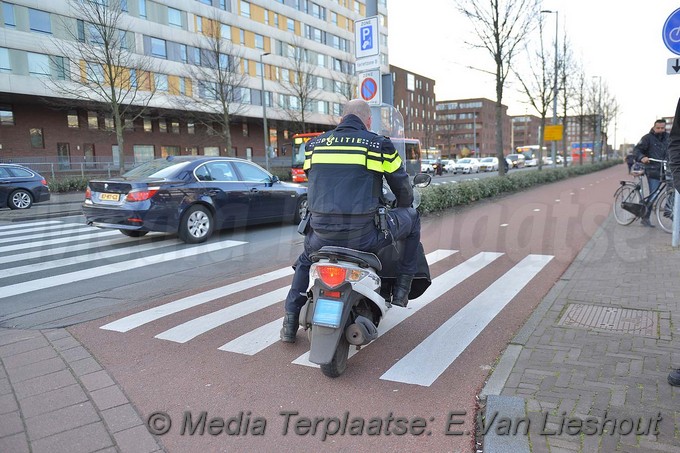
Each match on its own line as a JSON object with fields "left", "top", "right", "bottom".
{"left": 380, "top": 254, "right": 553, "bottom": 387}
{"left": 1, "top": 238, "right": 189, "bottom": 280}
{"left": 0, "top": 222, "right": 73, "bottom": 238}
{"left": 0, "top": 224, "right": 93, "bottom": 242}
{"left": 292, "top": 252, "right": 504, "bottom": 368}
{"left": 0, "top": 220, "right": 61, "bottom": 231}
{"left": 101, "top": 266, "right": 293, "bottom": 333}
{"left": 0, "top": 229, "right": 121, "bottom": 254}
{"left": 0, "top": 234, "right": 166, "bottom": 266}
{"left": 219, "top": 250, "right": 458, "bottom": 355}
{"left": 154, "top": 287, "right": 289, "bottom": 343}
{"left": 0, "top": 239, "right": 246, "bottom": 300}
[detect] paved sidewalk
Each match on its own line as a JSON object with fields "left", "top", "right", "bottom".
{"left": 482, "top": 213, "right": 680, "bottom": 452}
{"left": 0, "top": 328, "right": 163, "bottom": 453}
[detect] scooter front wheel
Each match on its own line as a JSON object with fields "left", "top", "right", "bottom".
{"left": 321, "top": 335, "right": 350, "bottom": 378}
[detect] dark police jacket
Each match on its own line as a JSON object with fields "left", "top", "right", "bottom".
{"left": 669, "top": 98, "right": 680, "bottom": 193}
{"left": 304, "top": 114, "right": 413, "bottom": 234}
{"left": 635, "top": 128, "right": 669, "bottom": 179}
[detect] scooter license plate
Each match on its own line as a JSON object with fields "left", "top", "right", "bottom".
{"left": 312, "top": 298, "right": 343, "bottom": 328}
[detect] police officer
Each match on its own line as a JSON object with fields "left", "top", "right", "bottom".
{"left": 280, "top": 99, "right": 421, "bottom": 343}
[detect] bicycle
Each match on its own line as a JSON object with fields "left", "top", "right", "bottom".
{"left": 612, "top": 157, "right": 675, "bottom": 233}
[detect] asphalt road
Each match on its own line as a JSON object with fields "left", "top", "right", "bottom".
{"left": 0, "top": 165, "right": 621, "bottom": 451}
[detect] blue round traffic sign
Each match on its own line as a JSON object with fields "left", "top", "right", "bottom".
{"left": 360, "top": 78, "right": 377, "bottom": 101}
{"left": 663, "top": 8, "right": 680, "bottom": 55}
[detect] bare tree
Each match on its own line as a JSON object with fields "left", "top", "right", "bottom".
{"left": 514, "top": 17, "right": 556, "bottom": 170}
{"left": 559, "top": 31, "right": 578, "bottom": 167}
{"left": 50, "top": 0, "right": 157, "bottom": 174}
{"left": 454, "top": 0, "right": 541, "bottom": 176}
{"left": 180, "top": 12, "right": 249, "bottom": 156}
{"left": 279, "top": 39, "right": 320, "bottom": 133}
{"left": 572, "top": 68, "right": 589, "bottom": 166}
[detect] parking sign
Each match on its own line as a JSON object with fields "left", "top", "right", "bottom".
{"left": 355, "top": 16, "right": 379, "bottom": 59}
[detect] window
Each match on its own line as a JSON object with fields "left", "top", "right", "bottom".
{"left": 158, "top": 119, "right": 167, "bottom": 132}
{"left": 220, "top": 24, "right": 230, "bottom": 40}
{"left": 179, "top": 44, "right": 187, "bottom": 63}
{"left": 104, "top": 115, "right": 114, "bottom": 130}
{"left": 30, "top": 128, "right": 44, "bottom": 148}
{"left": 0, "top": 48, "right": 9, "bottom": 73}
{"left": 27, "top": 53, "right": 50, "bottom": 78}
{"left": 179, "top": 77, "right": 187, "bottom": 95}
{"left": 240, "top": 1, "right": 250, "bottom": 18}
{"left": 133, "top": 145, "right": 154, "bottom": 163}
{"left": 0, "top": 105, "right": 14, "bottom": 126}
{"left": 129, "top": 68, "right": 137, "bottom": 88}
{"left": 187, "top": 122, "right": 195, "bottom": 134}
{"left": 170, "top": 121, "right": 179, "bottom": 133}
{"left": 143, "top": 117, "right": 152, "bottom": 132}
{"left": 154, "top": 73, "right": 168, "bottom": 91}
{"left": 168, "top": 8, "right": 182, "bottom": 28}
{"left": 124, "top": 118, "right": 134, "bottom": 130}
{"left": 255, "top": 34, "right": 264, "bottom": 50}
{"left": 331, "top": 12, "right": 337, "bottom": 26}
{"left": 242, "top": 123, "right": 248, "bottom": 136}
{"left": 29, "top": 8, "right": 51, "bottom": 34}
{"left": 77, "top": 20, "right": 86, "bottom": 42}
{"left": 88, "top": 111, "right": 98, "bottom": 129}
{"left": 151, "top": 38, "right": 167, "bottom": 58}
{"left": 233, "top": 161, "right": 269, "bottom": 182}
{"left": 67, "top": 111, "right": 79, "bottom": 128}
{"left": 287, "top": 18, "right": 295, "bottom": 33}
{"left": 203, "top": 146, "right": 219, "bottom": 156}
{"left": 2, "top": 3, "right": 16, "bottom": 27}
{"left": 139, "top": 0, "right": 147, "bottom": 18}
{"left": 160, "top": 146, "right": 179, "bottom": 157}
{"left": 86, "top": 62, "right": 105, "bottom": 84}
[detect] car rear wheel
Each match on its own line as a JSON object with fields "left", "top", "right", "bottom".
{"left": 179, "top": 205, "right": 213, "bottom": 243}
{"left": 294, "top": 195, "right": 308, "bottom": 224}
{"left": 8, "top": 189, "right": 33, "bottom": 210}
{"left": 119, "top": 230, "right": 148, "bottom": 238}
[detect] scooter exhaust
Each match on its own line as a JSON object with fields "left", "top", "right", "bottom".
{"left": 345, "top": 316, "right": 378, "bottom": 346}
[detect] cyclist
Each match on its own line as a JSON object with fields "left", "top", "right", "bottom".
{"left": 634, "top": 119, "right": 670, "bottom": 227}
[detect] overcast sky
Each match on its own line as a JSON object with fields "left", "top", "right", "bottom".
{"left": 387, "top": 0, "right": 680, "bottom": 148}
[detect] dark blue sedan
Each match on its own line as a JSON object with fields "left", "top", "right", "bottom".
{"left": 0, "top": 163, "right": 50, "bottom": 210}
{"left": 82, "top": 157, "right": 308, "bottom": 243}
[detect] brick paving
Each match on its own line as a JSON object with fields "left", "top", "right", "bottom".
{"left": 0, "top": 328, "right": 163, "bottom": 453}
{"left": 482, "top": 213, "right": 680, "bottom": 452}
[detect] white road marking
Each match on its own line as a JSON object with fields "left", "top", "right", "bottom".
{"left": 292, "top": 252, "right": 503, "bottom": 368}
{"left": 0, "top": 229, "right": 121, "bottom": 254}
{"left": 101, "top": 266, "right": 293, "bottom": 332}
{"left": 0, "top": 239, "right": 246, "bottom": 300}
{"left": 380, "top": 254, "right": 553, "bottom": 386}
{"left": 0, "top": 224, "right": 93, "bottom": 242}
{"left": 0, "top": 220, "right": 63, "bottom": 235}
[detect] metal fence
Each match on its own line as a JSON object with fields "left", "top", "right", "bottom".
{"left": 1, "top": 155, "right": 294, "bottom": 180}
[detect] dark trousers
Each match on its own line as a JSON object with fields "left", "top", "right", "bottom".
{"left": 284, "top": 207, "right": 420, "bottom": 314}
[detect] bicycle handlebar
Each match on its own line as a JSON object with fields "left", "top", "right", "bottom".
{"left": 646, "top": 158, "right": 668, "bottom": 164}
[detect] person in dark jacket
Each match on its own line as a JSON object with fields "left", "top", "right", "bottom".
{"left": 634, "top": 119, "right": 670, "bottom": 227}
{"left": 280, "top": 99, "right": 421, "bottom": 343}
{"left": 625, "top": 152, "right": 635, "bottom": 174}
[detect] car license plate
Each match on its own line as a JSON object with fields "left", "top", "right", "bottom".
{"left": 312, "top": 298, "right": 344, "bottom": 328}
{"left": 100, "top": 193, "right": 120, "bottom": 201}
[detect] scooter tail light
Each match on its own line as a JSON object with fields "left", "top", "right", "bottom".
{"left": 317, "top": 265, "right": 346, "bottom": 288}
{"left": 347, "top": 269, "right": 368, "bottom": 282}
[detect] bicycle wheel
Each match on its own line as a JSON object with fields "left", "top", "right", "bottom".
{"left": 613, "top": 184, "right": 641, "bottom": 225}
{"left": 656, "top": 188, "right": 674, "bottom": 233}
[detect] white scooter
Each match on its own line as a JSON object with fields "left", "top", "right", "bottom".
{"left": 298, "top": 173, "right": 431, "bottom": 377}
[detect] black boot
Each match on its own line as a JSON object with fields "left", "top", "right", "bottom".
{"left": 280, "top": 312, "right": 299, "bottom": 343}
{"left": 391, "top": 274, "right": 414, "bottom": 308}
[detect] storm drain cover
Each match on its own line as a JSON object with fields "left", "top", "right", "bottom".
{"left": 557, "top": 304, "right": 658, "bottom": 338}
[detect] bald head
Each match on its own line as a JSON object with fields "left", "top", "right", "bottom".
{"left": 342, "top": 99, "right": 372, "bottom": 128}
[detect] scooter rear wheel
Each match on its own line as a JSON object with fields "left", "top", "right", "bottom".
{"left": 320, "top": 335, "right": 350, "bottom": 378}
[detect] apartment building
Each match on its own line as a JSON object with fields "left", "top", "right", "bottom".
{"left": 510, "top": 114, "right": 541, "bottom": 150}
{"left": 389, "top": 65, "right": 436, "bottom": 149}
{"left": 435, "top": 97, "right": 510, "bottom": 159}
{"left": 0, "top": 0, "right": 389, "bottom": 170}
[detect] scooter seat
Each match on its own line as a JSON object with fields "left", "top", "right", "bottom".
{"left": 311, "top": 246, "right": 382, "bottom": 271}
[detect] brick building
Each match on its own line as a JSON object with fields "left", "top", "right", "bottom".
{"left": 389, "top": 65, "right": 436, "bottom": 149}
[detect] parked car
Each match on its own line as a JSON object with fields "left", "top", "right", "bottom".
{"left": 0, "top": 163, "right": 50, "bottom": 210}
{"left": 443, "top": 159, "right": 456, "bottom": 173}
{"left": 525, "top": 156, "right": 538, "bottom": 167}
{"left": 453, "top": 158, "right": 480, "bottom": 174}
{"left": 478, "top": 157, "right": 499, "bottom": 172}
{"left": 505, "top": 154, "right": 526, "bottom": 168}
{"left": 420, "top": 159, "right": 435, "bottom": 174}
{"left": 82, "top": 157, "right": 308, "bottom": 243}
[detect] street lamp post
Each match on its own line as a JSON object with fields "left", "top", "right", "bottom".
{"left": 541, "top": 10, "right": 559, "bottom": 167}
{"left": 260, "top": 52, "right": 271, "bottom": 171}
{"left": 592, "top": 75, "right": 602, "bottom": 162}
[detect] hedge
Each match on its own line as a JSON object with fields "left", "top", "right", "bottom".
{"left": 417, "top": 161, "right": 620, "bottom": 215}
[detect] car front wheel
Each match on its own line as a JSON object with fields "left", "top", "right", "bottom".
{"left": 179, "top": 204, "right": 214, "bottom": 243}
{"left": 294, "top": 195, "right": 308, "bottom": 224}
{"left": 8, "top": 189, "right": 33, "bottom": 210}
